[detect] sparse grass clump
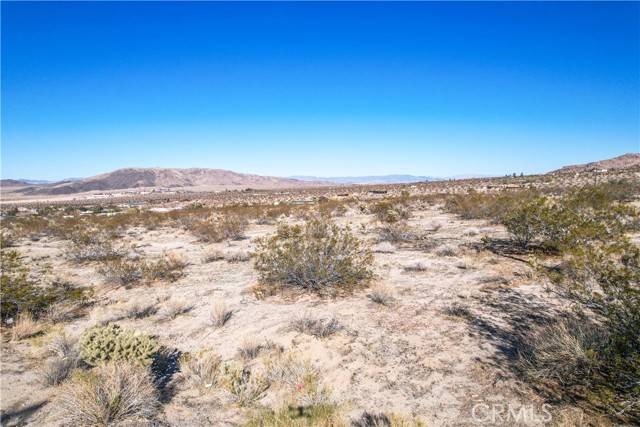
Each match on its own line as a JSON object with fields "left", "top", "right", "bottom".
{"left": 377, "top": 222, "right": 417, "bottom": 243}
{"left": 221, "top": 362, "right": 270, "bottom": 406}
{"left": 56, "top": 362, "right": 159, "bottom": 426}
{"left": 517, "top": 318, "right": 603, "bottom": 387}
{"left": 203, "top": 249, "right": 225, "bottom": 263}
{"left": 403, "top": 262, "right": 428, "bottom": 272}
{"left": 367, "top": 285, "right": 395, "bottom": 307}
{"left": 352, "top": 411, "right": 426, "bottom": 427}
{"left": 179, "top": 350, "right": 222, "bottom": 392}
{"left": 210, "top": 301, "right": 233, "bottom": 328}
{"left": 254, "top": 216, "right": 373, "bottom": 293}
{"left": 11, "top": 312, "right": 44, "bottom": 341}
{"left": 224, "top": 250, "right": 251, "bottom": 263}
{"left": 291, "top": 314, "right": 343, "bottom": 338}
{"left": 156, "top": 298, "right": 193, "bottom": 321}
{"left": 39, "top": 334, "right": 80, "bottom": 386}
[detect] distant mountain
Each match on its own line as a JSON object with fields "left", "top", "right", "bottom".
{"left": 550, "top": 153, "right": 640, "bottom": 174}
{"left": 0, "top": 179, "right": 33, "bottom": 187}
{"left": 10, "top": 168, "right": 328, "bottom": 196}
{"left": 291, "top": 175, "right": 438, "bottom": 184}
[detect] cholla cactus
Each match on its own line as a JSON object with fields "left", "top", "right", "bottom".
{"left": 80, "top": 324, "right": 159, "bottom": 366}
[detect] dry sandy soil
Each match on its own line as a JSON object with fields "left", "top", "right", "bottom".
{"left": 1, "top": 204, "right": 598, "bottom": 426}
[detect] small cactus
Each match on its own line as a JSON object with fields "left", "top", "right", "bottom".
{"left": 79, "top": 324, "right": 159, "bottom": 366}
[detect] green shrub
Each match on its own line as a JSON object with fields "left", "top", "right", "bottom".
{"left": 370, "top": 200, "right": 411, "bottom": 224}
{"left": 79, "top": 324, "right": 160, "bottom": 367}
{"left": 253, "top": 217, "right": 373, "bottom": 292}
{"left": 142, "top": 253, "right": 186, "bottom": 282}
{"left": 0, "top": 250, "right": 89, "bottom": 321}
{"left": 509, "top": 185, "right": 640, "bottom": 421}
{"left": 65, "top": 232, "right": 125, "bottom": 262}
{"left": 188, "top": 214, "right": 248, "bottom": 242}
{"left": 97, "top": 258, "right": 144, "bottom": 287}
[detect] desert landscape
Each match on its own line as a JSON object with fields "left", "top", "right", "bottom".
{"left": 1, "top": 154, "right": 639, "bottom": 426}
{"left": 3, "top": 2, "right": 639, "bottom": 426}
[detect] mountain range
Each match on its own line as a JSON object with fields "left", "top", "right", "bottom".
{"left": 2, "top": 153, "right": 638, "bottom": 196}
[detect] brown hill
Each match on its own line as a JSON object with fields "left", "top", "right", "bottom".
{"left": 550, "top": 153, "right": 640, "bottom": 174}
{"left": 16, "top": 168, "right": 328, "bottom": 195}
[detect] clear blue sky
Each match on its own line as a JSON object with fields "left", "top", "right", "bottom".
{"left": 2, "top": 1, "right": 639, "bottom": 180}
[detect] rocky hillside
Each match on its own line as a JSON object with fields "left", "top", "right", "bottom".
{"left": 550, "top": 153, "right": 640, "bottom": 174}
{"left": 13, "top": 168, "right": 327, "bottom": 195}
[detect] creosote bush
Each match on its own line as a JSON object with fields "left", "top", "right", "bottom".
{"left": 189, "top": 215, "right": 248, "bottom": 242}
{"left": 79, "top": 324, "right": 160, "bottom": 367}
{"left": 1, "top": 250, "right": 89, "bottom": 321}
{"left": 254, "top": 216, "right": 373, "bottom": 293}
{"left": 56, "top": 362, "right": 159, "bottom": 426}
{"left": 506, "top": 183, "right": 640, "bottom": 421}
{"left": 65, "top": 232, "right": 125, "bottom": 262}
{"left": 97, "top": 258, "right": 144, "bottom": 287}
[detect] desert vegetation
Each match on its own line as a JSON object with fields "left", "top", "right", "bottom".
{"left": 1, "top": 172, "right": 638, "bottom": 425}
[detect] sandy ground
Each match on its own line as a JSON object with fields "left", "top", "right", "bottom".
{"left": 1, "top": 206, "right": 587, "bottom": 426}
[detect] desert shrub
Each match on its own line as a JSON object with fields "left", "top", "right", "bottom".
{"left": 254, "top": 217, "right": 373, "bottom": 292}
{"left": 210, "top": 301, "right": 233, "bottom": 328}
{"left": 442, "top": 303, "right": 472, "bottom": 319}
{"left": 98, "top": 258, "right": 144, "bottom": 287}
{"left": 224, "top": 250, "right": 251, "bottom": 263}
{"left": 501, "top": 197, "right": 550, "bottom": 248}
{"left": 142, "top": 253, "right": 186, "bottom": 282}
{"left": 377, "top": 222, "right": 417, "bottom": 243}
{"left": 79, "top": 324, "right": 160, "bottom": 367}
{"left": 290, "top": 314, "right": 343, "bottom": 338}
{"left": 121, "top": 299, "right": 158, "bottom": 319}
{"left": 156, "top": 298, "right": 193, "bottom": 321}
{"left": 11, "top": 312, "right": 44, "bottom": 340}
{"left": 221, "top": 362, "right": 270, "bottom": 406}
{"left": 445, "top": 189, "right": 540, "bottom": 222}
{"left": 203, "top": 249, "right": 225, "bottom": 262}
{"left": 0, "top": 250, "right": 89, "bottom": 321}
{"left": 179, "top": 350, "right": 222, "bottom": 392}
{"left": 510, "top": 186, "right": 640, "bottom": 420}
{"left": 403, "top": 262, "right": 427, "bottom": 272}
{"left": 501, "top": 187, "right": 638, "bottom": 251}
{"left": 0, "top": 230, "right": 15, "bottom": 248}
{"left": 434, "top": 244, "right": 458, "bottom": 257}
{"left": 518, "top": 318, "right": 603, "bottom": 387}
{"left": 370, "top": 201, "right": 411, "bottom": 224}
{"left": 39, "top": 334, "right": 80, "bottom": 386}
{"left": 189, "top": 215, "right": 248, "bottom": 242}
{"left": 65, "top": 232, "right": 125, "bottom": 262}
{"left": 246, "top": 403, "right": 342, "bottom": 427}
{"left": 352, "top": 412, "right": 426, "bottom": 427}
{"left": 367, "top": 285, "right": 395, "bottom": 307}
{"left": 56, "top": 361, "right": 159, "bottom": 426}
{"left": 265, "top": 352, "right": 315, "bottom": 389}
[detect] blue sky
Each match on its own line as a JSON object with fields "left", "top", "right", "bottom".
{"left": 2, "top": 1, "right": 639, "bottom": 180}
